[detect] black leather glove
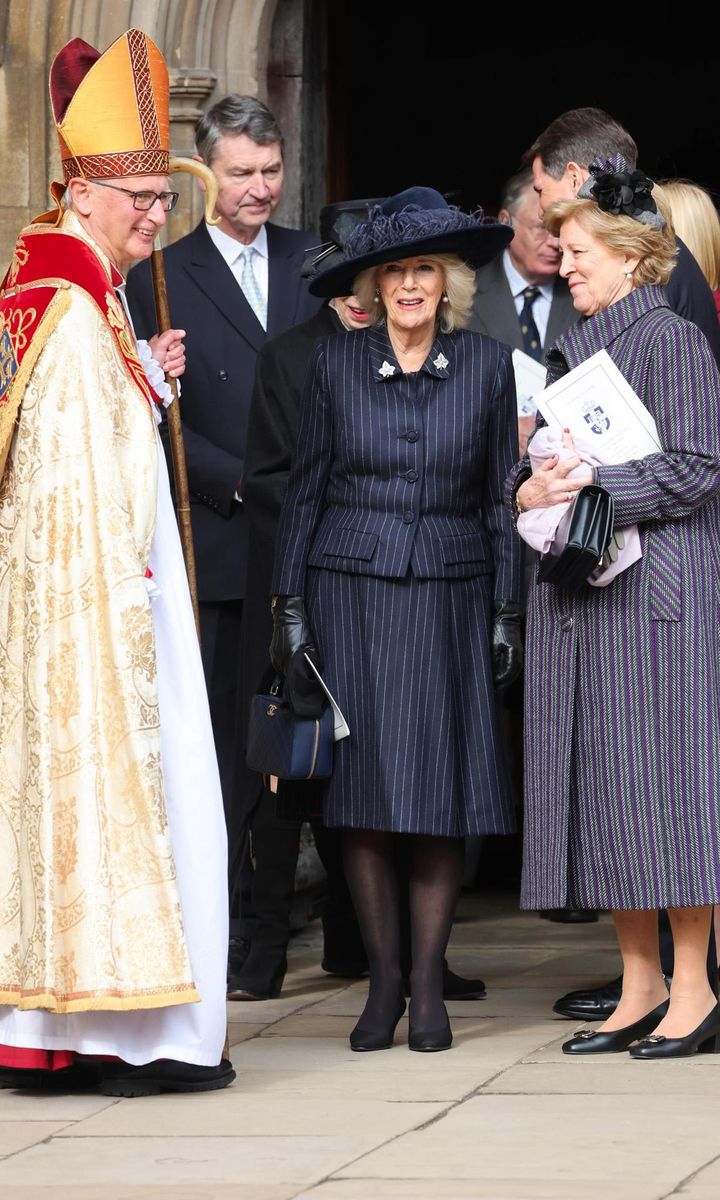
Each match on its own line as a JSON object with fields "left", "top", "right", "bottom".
{"left": 492, "top": 600, "right": 524, "bottom": 690}
{"left": 270, "top": 595, "right": 326, "bottom": 717}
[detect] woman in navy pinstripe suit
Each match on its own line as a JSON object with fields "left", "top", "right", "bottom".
{"left": 271, "top": 189, "right": 523, "bottom": 1052}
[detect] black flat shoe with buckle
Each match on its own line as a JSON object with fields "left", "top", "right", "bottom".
{"left": 629, "top": 1002, "right": 720, "bottom": 1059}
{"left": 562, "top": 1000, "right": 669, "bottom": 1055}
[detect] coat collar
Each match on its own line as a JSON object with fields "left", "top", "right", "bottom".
{"left": 368, "top": 323, "right": 453, "bottom": 381}
{"left": 549, "top": 284, "right": 670, "bottom": 374}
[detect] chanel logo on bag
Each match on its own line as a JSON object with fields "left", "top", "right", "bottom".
{"left": 267, "top": 704, "right": 278, "bottom": 717}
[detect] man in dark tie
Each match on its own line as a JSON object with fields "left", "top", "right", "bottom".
{"left": 529, "top": 106, "right": 720, "bottom": 365}
{"left": 126, "top": 94, "right": 320, "bottom": 848}
{"left": 467, "top": 168, "right": 576, "bottom": 457}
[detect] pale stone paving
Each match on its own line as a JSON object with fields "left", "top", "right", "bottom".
{"left": 1, "top": 894, "right": 719, "bottom": 1198}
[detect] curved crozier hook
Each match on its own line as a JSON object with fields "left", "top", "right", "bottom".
{"left": 169, "top": 156, "right": 220, "bottom": 225}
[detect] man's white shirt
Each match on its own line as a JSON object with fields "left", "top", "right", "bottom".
{"left": 206, "top": 221, "right": 269, "bottom": 303}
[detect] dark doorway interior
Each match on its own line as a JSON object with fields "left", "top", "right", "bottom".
{"left": 326, "top": 11, "right": 719, "bottom": 215}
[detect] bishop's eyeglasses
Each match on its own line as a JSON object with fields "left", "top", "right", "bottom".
{"left": 90, "top": 181, "right": 179, "bottom": 211}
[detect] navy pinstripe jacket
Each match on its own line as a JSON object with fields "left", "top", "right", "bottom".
{"left": 272, "top": 325, "right": 522, "bottom": 604}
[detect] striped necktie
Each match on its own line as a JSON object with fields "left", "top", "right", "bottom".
{"left": 239, "top": 246, "right": 267, "bottom": 330}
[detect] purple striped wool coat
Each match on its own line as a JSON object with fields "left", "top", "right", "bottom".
{"left": 509, "top": 284, "right": 720, "bottom": 910}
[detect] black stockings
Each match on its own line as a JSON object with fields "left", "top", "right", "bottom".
{"left": 341, "top": 831, "right": 402, "bottom": 1028}
{"left": 408, "top": 834, "right": 465, "bottom": 1027}
{"left": 342, "top": 830, "right": 465, "bottom": 1031}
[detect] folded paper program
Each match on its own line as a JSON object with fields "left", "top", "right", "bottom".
{"left": 518, "top": 427, "right": 641, "bottom": 587}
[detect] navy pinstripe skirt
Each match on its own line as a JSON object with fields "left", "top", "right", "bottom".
{"left": 305, "top": 568, "right": 515, "bottom": 837}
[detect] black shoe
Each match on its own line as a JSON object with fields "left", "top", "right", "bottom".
{"left": 321, "top": 955, "right": 369, "bottom": 979}
{"left": 227, "top": 958, "right": 286, "bottom": 1000}
{"left": 553, "top": 975, "right": 623, "bottom": 1020}
{"left": 321, "top": 919, "right": 368, "bottom": 980}
{"left": 540, "top": 909, "right": 599, "bottom": 923}
{"left": 99, "top": 1058, "right": 236, "bottom": 1097}
{"left": 350, "top": 998, "right": 406, "bottom": 1052}
{"left": 0, "top": 1061, "right": 103, "bottom": 1091}
{"left": 408, "top": 1007, "right": 453, "bottom": 1053}
{"left": 629, "top": 1003, "right": 720, "bottom": 1059}
{"left": 402, "top": 964, "right": 487, "bottom": 1001}
{"left": 227, "top": 936, "right": 251, "bottom": 981}
{"left": 562, "top": 1000, "right": 669, "bottom": 1055}
{"left": 442, "top": 967, "right": 486, "bottom": 1001}
{"left": 553, "top": 974, "right": 672, "bottom": 1021}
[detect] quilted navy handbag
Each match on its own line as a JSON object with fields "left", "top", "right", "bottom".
{"left": 246, "top": 676, "right": 334, "bottom": 780}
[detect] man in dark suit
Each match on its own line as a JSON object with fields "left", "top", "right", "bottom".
{"left": 528, "top": 106, "right": 720, "bottom": 365}
{"left": 468, "top": 169, "right": 580, "bottom": 924}
{"left": 126, "top": 94, "right": 320, "bottom": 837}
{"left": 467, "top": 168, "right": 576, "bottom": 457}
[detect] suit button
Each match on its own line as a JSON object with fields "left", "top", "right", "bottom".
{"left": 403, "top": 511, "right": 415, "bottom": 524}
{"left": 406, "top": 431, "right": 419, "bottom": 442}
{"left": 218, "top": 370, "right": 228, "bottom": 381}
{"left": 405, "top": 470, "right": 418, "bottom": 482}
{"left": 560, "top": 616, "right": 574, "bottom": 632}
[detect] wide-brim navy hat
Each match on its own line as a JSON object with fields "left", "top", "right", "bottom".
{"left": 301, "top": 197, "right": 385, "bottom": 281}
{"left": 308, "top": 186, "right": 514, "bottom": 298}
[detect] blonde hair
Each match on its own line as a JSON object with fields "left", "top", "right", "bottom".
{"left": 544, "top": 198, "right": 677, "bottom": 287}
{"left": 353, "top": 253, "right": 476, "bottom": 332}
{"left": 659, "top": 181, "right": 720, "bottom": 291}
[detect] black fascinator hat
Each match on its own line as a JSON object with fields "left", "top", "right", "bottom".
{"left": 577, "top": 155, "right": 666, "bottom": 229}
{"left": 308, "top": 186, "right": 514, "bottom": 298}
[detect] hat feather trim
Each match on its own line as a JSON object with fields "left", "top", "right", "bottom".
{"left": 345, "top": 205, "right": 486, "bottom": 258}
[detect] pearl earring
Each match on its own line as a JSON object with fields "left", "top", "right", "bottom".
{"left": 374, "top": 288, "right": 380, "bottom": 304}
{"left": 442, "top": 294, "right": 449, "bottom": 303}
{"left": 625, "top": 270, "right": 633, "bottom": 278}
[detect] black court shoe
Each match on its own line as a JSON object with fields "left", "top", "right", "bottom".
{"left": 349, "top": 998, "right": 406, "bottom": 1052}
{"left": 408, "top": 1019, "right": 453, "bottom": 1053}
{"left": 562, "top": 1000, "right": 669, "bottom": 1055}
{"left": 630, "top": 1003, "right": 720, "bottom": 1059}
{"left": 408, "top": 1003, "right": 453, "bottom": 1053}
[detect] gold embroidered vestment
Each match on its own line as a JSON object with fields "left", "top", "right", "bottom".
{"left": 0, "top": 216, "right": 199, "bottom": 1013}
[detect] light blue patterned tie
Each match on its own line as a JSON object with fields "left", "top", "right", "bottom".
{"left": 239, "top": 246, "right": 267, "bottom": 329}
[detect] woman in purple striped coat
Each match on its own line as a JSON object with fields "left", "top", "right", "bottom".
{"left": 510, "top": 155, "right": 720, "bottom": 1059}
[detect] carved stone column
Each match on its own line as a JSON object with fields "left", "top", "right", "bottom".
{"left": 167, "top": 68, "right": 217, "bottom": 240}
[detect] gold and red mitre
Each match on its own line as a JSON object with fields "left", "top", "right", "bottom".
{"left": 50, "top": 28, "right": 170, "bottom": 184}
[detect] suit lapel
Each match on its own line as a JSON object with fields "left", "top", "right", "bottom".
{"left": 472, "top": 258, "right": 523, "bottom": 350}
{"left": 184, "top": 222, "right": 265, "bottom": 352}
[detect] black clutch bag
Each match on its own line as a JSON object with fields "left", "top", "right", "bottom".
{"left": 246, "top": 676, "right": 334, "bottom": 781}
{"left": 537, "top": 484, "right": 615, "bottom": 592}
